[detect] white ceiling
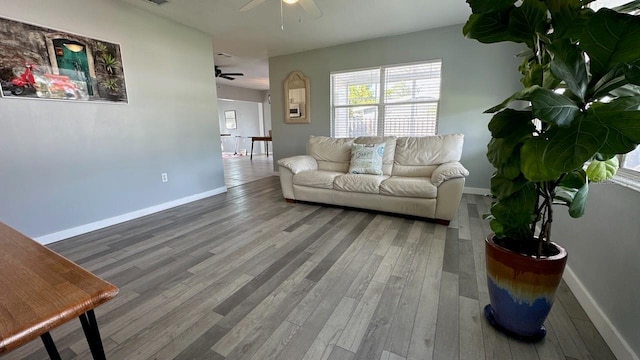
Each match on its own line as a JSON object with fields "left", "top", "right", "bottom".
{"left": 120, "top": 0, "right": 472, "bottom": 90}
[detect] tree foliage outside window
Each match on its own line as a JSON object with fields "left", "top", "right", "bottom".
{"left": 331, "top": 60, "right": 442, "bottom": 138}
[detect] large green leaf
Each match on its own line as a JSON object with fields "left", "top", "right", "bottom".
{"left": 530, "top": 87, "right": 581, "bottom": 126}
{"left": 545, "top": 0, "right": 592, "bottom": 40}
{"left": 596, "top": 96, "right": 640, "bottom": 111}
{"left": 520, "top": 59, "right": 544, "bottom": 88}
{"left": 579, "top": 9, "right": 640, "bottom": 81}
{"left": 488, "top": 109, "right": 535, "bottom": 138}
{"left": 625, "top": 63, "right": 640, "bottom": 85}
{"left": 500, "top": 152, "right": 522, "bottom": 180}
{"left": 591, "top": 65, "right": 629, "bottom": 99}
{"left": 609, "top": 84, "right": 640, "bottom": 97}
{"left": 491, "top": 184, "right": 537, "bottom": 240}
{"left": 521, "top": 138, "right": 563, "bottom": 181}
{"left": 555, "top": 169, "right": 588, "bottom": 216}
{"left": 543, "top": 115, "right": 608, "bottom": 172}
{"left": 487, "top": 137, "right": 520, "bottom": 168}
{"left": 589, "top": 100, "right": 640, "bottom": 154}
{"left": 549, "top": 40, "right": 588, "bottom": 101}
{"left": 569, "top": 181, "right": 589, "bottom": 217}
{"left": 586, "top": 157, "right": 619, "bottom": 182}
{"left": 558, "top": 169, "right": 587, "bottom": 189}
{"left": 491, "top": 173, "right": 528, "bottom": 198}
{"left": 467, "top": 0, "right": 516, "bottom": 14}
{"left": 485, "top": 86, "right": 539, "bottom": 113}
{"left": 543, "top": 65, "right": 562, "bottom": 90}
{"left": 508, "top": 0, "right": 549, "bottom": 46}
{"left": 463, "top": 9, "right": 520, "bottom": 44}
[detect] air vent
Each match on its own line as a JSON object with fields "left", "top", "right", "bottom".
{"left": 144, "top": 0, "right": 169, "bottom": 5}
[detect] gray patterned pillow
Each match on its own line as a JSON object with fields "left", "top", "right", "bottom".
{"left": 348, "top": 143, "right": 385, "bottom": 175}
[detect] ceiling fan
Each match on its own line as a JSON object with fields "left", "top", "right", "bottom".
{"left": 240, "top": 0, "right": 323, "bottom": 20}
{"left": 215, "top": 66, "right": 244, "bottom": 80}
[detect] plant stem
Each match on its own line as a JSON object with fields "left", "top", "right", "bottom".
{"left": 531, "top": 183, "right": 541, "bottom": 239}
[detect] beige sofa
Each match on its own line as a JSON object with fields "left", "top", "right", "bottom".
{"left": 277, "top": 134, "right": 469, "bottom": 224}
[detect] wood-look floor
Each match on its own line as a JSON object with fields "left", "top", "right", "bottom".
{"left": 223, "top": 154, "right": 277, "bottom": 189}
{"left": 5, "top": 177, "right": 615, "bottom": 360}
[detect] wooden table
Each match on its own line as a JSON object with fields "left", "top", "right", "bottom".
{"left": 250, "top": 136, "right": 272, "bottom": 160}
{"left": 0, "top": 222, "right": 118, "bottom": 359}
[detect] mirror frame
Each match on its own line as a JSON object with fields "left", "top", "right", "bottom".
{"left": 284, "top": 71, "right": 310, "bottom": 124}
{"left": 224, "top": 110, "right": 237, "bottom": 129}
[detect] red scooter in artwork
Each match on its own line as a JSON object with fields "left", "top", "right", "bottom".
{"left": 10, "top": 64, "right": 36, "bottom": 95}
{"left": 10, "top": 64, "right": 79, "bottom": 98}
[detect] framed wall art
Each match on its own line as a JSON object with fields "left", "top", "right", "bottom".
{"left": 0, "top": 16, "right": 128, "bottom": 103}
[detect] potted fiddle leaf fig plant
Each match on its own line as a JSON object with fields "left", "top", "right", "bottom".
{"left": 463, "top": 0, "right": 640, "bottom": 340}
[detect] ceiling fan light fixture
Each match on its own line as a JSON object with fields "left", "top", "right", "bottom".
{"left": 282, "top": 0, "right": 298, "bottom": 4}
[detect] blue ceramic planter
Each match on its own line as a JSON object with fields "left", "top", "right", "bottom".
{"left": 484, "top": 234, "right": 567, "bottom": 341}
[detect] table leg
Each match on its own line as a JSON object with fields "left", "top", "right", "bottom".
{"left": 40, "top": 332, "right": 62, "bottom": 360}
{"left": 266, "top": 141, "right": 269, "bottom": 157}
{"left": 251, "top": 140, "right": 255, "bottom": 160}
{"left": 79, "top": 310, "right": 107, "bottom": 360}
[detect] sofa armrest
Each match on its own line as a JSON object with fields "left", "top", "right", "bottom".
{"left": 277, "top": 155, "right": 318, "bottom": 174}
{"left": 431, "top": 162, "right": 469, "bottom": 186}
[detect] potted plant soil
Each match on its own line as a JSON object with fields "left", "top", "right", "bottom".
{"left": 462, "top": 0, "right": 640, "bottom": 341}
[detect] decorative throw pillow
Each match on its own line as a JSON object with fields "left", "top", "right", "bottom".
{"left": 348, "top": 143, "right": 385, "bottom": 175}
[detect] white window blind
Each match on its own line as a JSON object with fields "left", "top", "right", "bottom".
{"left": 331, "top": 60, "right": 442, "bottom": 138}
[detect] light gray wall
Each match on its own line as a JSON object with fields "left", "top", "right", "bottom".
{"left": 218, "top": 99, "right": 263, "bottom": 153}
{"left": 0, "top": 0, "right": 224, "bottom": 238}
{"left": 268, "top": 24, "right": 523, "bottom": 189}
{"left": 554, "top": 183, "right": 640, "bottom": 356}
{"left": 217, "top": 84, "right": 265, "bottom": 103}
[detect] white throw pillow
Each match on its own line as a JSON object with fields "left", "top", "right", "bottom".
{"left": 348, "top": 143, "right": 385, "bottom": 175}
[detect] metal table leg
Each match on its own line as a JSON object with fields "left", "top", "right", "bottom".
{"left": 251, "top": 139, "right": 255, "bottom": 160}
{"left": 79, "top": 310, "right": 107, "bottom": 360}
{"left": 40, "top": 332, "right": 62, "bottom": 360}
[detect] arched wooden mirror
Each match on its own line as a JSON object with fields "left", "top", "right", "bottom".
{"left": 284, "top": 71, "right": 310, "bottom": 124}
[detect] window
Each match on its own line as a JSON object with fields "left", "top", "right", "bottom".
{"left": 331, "top": 60, "right": 442, "bottom": 138}
{"left": 621, "top": 148, "right": 640, "bottom": 172}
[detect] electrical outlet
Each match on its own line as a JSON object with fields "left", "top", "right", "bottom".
{"left": 161, "top": 173, "right": 168, "bottom": 182}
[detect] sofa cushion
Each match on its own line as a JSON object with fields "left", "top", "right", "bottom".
{"left": 307, "top": 136, "right": 354, "bottom": 173}
{"left": 354, "top": 136, "right": 397, "bottom": 175}
{"left": 349, "top": 143, "right": 385, "bottom": 175}
{"left": 393, "top": 134, "right": 464, "bottom": 176}
{"left": 380, "top": 176, "right": 438, "bottom": 198}
{"left": 334, "top": 174, "right": 389, "bottom": 194}
{"left": 293, "top": 170, "right": 343, "bottom": 189}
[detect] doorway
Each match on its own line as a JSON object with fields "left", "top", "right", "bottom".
{"left": 218, "top": 98, "right": 276, "bottom": 188}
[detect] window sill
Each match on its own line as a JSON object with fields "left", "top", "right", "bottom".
{"left": 611, "top": 168, "right": 640, "bottom": 193}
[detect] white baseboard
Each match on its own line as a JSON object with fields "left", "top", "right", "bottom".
{"left": 563, "top": 266, "right": 639, "bottom": 360}
{"left": 464, "top": 187, "right": 490, "bottom": 195}
{"left": 35, "top": 186, "right": 227, "bottom": 245}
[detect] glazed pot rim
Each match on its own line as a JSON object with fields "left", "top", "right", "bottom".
{"left": 486, "top": 233, "right": 567, "bottom": 261}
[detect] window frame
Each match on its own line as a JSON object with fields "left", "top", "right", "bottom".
{"left": 330, "top": 59, "right": 443, "bottom": 138}
{"left": 614, "top": 152, "right": 640, "bottom": 191}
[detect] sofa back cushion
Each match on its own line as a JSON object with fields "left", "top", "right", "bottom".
{"left": 392, "top": 134, "right": 464, "bottom": 177}
{"left": 354, "top": 136, "right": 397, "bottom": 175}
{"left": 307, "top": 136, "right": 354, "bottom": 172}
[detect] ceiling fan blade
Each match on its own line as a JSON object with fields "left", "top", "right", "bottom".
{"left": 298, "top": 0, "right": 322, "bottom": 18}
{"left": 222, "top": 73, "right": 244, "bottom": 76}
{"left": 240, "top": 0, "right": 267, "bottom": 12}
{"left": 221, "top": 75, "right": 236, "bottom": 80}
